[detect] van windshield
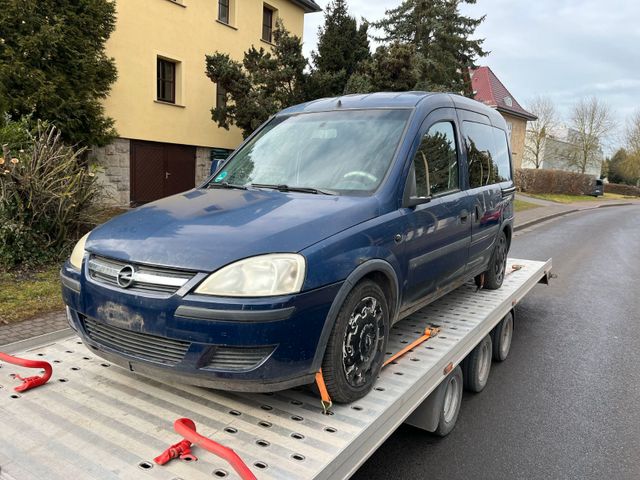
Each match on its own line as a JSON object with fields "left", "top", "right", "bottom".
{"left": 207, "top": 109, "right": 411, "bottom": 194}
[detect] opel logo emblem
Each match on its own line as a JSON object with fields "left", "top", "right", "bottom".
{"left": 116, "top": 265, "right": 135, "bottom": 288}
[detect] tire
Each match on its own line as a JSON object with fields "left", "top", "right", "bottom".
{"left": 462, "top": 335, "right": 492, "bottom": 393}
{"left": 491, "top": 312, "right": 514, "bottom": 362}
{"left": 321, "top": 280, "right": 390, "bottom": 404}
{"left": 476, "top": 230, "right": 508, "bottom": 290}
{"left": 433, "top": 365, "right": 463, "bottom": 437}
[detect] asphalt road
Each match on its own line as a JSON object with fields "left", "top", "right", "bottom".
{"left": 353, "top": 205, "right": 640, "bottom": 480}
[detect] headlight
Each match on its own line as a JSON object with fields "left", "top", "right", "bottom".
{"left": 69, "top": 232, "right": 90, "bottom": 271}
{"left": 195, "top": 254, "right": 305, "bottom": 297}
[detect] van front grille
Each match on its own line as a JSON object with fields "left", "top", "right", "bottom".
{"left": 87, "top": 255, "right": 194, "bottom": 295}
{"left": 81, "top": 316, "right": 190, "bottom": 366}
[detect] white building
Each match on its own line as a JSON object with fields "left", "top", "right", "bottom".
{"left": 523, "top": 126, "right": 604, "bottom": 177}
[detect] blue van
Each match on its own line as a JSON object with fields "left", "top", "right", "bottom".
{"left": 61, "top": 92, "right": 515, "bottom": 403}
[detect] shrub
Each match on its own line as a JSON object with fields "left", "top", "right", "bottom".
{"left": 0, "top": 124, "right": 103, "bottom": 268}
{"left": 514, "top": 168, "right": 595, "bottom": 195}
{"left": 604, "top": 182, "right": 640, "bottom": 197}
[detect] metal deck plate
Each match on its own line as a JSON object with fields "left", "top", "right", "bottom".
{"left": 0, "top": 258, "right": 550, "bottom": 480}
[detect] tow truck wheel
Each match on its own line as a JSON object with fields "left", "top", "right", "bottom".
{"left": 322, "top": 280, "right": 390, "bottom": 404}
{"left": 433, "top": 365, "right": 463, "bottom": 437}
{"left": 491, "top": 312, "right": 514, "bottom": 362}
{"left": 462, "top": 335, "right": 492, "bottom": 393}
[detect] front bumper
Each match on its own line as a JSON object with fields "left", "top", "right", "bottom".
{"left": 61, "top": 261, "right": 342, "bottom": 392}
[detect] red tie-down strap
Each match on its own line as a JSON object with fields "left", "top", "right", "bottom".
{"left": 0, "top": 352, "right": 53, "bottom": 392}
{"left": 154, "top": 439, "right": 196, "bottom": 465}
{"left": 156, "top": 418, "right": 257, "bottom": 480}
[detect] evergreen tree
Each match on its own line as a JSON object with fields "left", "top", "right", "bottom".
{"left": 206, "top": 21, "right": 308, "bottom": 138}
{"left": 373, "top": 0, "right": 487, "bottom": 95}
{"left": 0, "top": 0, "right": 117, "bottom": 146}
{"left": 346, "top": 42, "right": 420, "bottom": 94}
{"left": 310, "top": 0, "right": 370, "bottom": 97}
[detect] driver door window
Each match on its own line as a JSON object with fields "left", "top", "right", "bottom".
{"left": 411, "top": 122, "right": 459, "bottom": 197}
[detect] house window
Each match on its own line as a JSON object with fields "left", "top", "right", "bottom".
{"left": 218, "top": 0, "right": 230, "bottom": 24}
{"left": 157, "top": 58, "right": 176, "bottom": 103}
{"left": 262, "top": 5, "right": 274, "bottom": 43}
{"left": 216, "top": 82, "right": 227, "bottom": 110}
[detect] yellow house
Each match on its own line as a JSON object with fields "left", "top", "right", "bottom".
{"left": 470, "top": 66, "right": 537, "bottom": 170}
{"left": 91, "top": 0, "right": 321, "bottom": 205}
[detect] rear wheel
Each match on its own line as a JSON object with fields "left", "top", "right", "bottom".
{"left": 491, "top": 312, "right": 514, "bottom": 362}
{"left": 476, "top": 230, "right": 508, "bottom": 290}
{"left": 433, "top": 365, "right": 463, "bottom": 437}
{"left": 321, "top": 280, "right": 390, "bottom": 404}
{"left": 462, "top": 335, "right": 492, "bottom": 393}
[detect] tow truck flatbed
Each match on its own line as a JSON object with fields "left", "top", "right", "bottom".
{"left": 0, "top": 258, "right": 551, "bottom": 480}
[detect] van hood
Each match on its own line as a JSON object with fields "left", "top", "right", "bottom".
{"left": 86, "top": 188, "right": 380, "bottom": 272}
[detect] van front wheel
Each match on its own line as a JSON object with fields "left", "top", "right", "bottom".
{"left": 321, "top": 280, "right": 390, "bottom": 404}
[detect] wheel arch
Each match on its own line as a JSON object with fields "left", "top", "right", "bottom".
{"left": 502, "top": 222, "right": 512, "bottom": 250}
{"left": 310, "top": 259, "right": 401, "bottom": 372}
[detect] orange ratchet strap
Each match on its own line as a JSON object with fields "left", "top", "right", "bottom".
{"left": 314, "top": 327, "right": 440, "bottom": 413}
{"left": 315, "top": 369, "right": 333, "bottom": 414}
{"left": 508, "top": 264, "right": 525, "bottom": 276}
{"left": 383, "top": 326, "right": 440, "bottom": 367}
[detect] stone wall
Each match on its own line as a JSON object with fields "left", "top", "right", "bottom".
{"left": 89, "top": 138, "right": 131, "bottom": 206}
{"left": 196, "top": 147, "right": 212, "bottom": 184}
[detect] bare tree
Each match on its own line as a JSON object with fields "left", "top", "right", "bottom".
{"left": 566, "top": 97, "right": 614, "bottom": 174}
{"left": 524, "top": 96, "right": 557, "bottom": 168}
{"left": 622, "top": 109, "right": 640, "bottom": 184}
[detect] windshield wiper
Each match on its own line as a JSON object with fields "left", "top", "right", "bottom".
{"left": 250, "top": 184, "right": 337, "bottom": 195}
{"left": 207, "top": 182, "right": 247, "bottom": 190}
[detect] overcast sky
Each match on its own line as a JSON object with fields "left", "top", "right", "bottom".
{"left": 301, "top": 0, "right": 639, "bottom": 146}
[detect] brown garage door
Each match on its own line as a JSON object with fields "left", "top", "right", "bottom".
{"left": 130, "top": 140, "right": 196, "bottom": 205}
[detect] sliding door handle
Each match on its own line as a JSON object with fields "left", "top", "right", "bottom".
{"left": 501, "top": 185, "right": 516, "bottom": 197}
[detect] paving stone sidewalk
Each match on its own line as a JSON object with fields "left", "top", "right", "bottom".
{"left": 0, "top": 311, "right": 68, "bottom": 346}
{"left": 1, "top": 196, "right": 638, "bottom": 348}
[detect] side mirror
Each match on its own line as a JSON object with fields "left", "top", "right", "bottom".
{"left": 210, "top": 159, "right": 221, "bottom": 176}
{"left": 404, "top": 195, "right": 432, "bottom": 208}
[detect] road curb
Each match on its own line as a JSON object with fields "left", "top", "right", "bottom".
{"left": 514, "top": 202, "right": 635, "bottom": 232}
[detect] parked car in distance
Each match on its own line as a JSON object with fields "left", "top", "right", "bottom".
{"left": 591, "top": 178, "right": 604, "bottom": 197}
{"left": 61, "top": 92, "right": 515, "bottom": 403}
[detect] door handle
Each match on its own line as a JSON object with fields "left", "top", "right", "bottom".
{"left": 460, "top": 209, "right": 469, "bottom": 223}
{"left": 165, "top": 172, "right": 171, "bottom": 179}
{"left": 501, "top": 185, "right": 516, "bottom": 197}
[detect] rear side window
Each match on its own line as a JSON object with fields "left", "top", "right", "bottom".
{"left": 491, "top": 128, "right": 512, "bottom": 182}
{"left": 463, "top": 121, "right": 512, "bottom": 188}
{"left": 412, "top": 121, "right": 459, "bottom": 197}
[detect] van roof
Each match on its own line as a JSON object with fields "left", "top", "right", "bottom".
{"left": 280, "top": 92, "right": 438, "bottom": 114}
{"left": 279, "top": 92, "right": 502, "bottom": 120}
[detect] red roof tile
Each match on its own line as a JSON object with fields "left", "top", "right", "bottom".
{"left": 470, "top": 66, "right": 537, "bottom": 121}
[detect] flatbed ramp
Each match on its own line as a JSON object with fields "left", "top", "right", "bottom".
{"left": 0, "top": 258, "right": 551, "bottom": 480}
